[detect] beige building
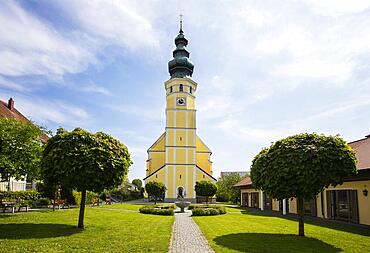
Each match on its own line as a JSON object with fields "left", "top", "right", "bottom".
{"left": 235, "top": 134, "right": 370, "bottom": 226}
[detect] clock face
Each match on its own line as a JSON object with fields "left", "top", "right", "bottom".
{"left": 176, "top": 97, "right": 186, "bottom": 106}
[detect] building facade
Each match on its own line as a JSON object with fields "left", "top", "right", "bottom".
{"left": 235, "top": 134, "right": 370, "bottom": 226}
{"left": 144, "top": 23, "right": 216, "bottom": 202}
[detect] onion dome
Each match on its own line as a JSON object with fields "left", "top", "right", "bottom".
{"left": 168, "top": 20, "right": 194, "bottom": 79}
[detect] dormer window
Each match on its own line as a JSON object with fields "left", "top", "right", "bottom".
{"left": 179, "top": 84, "right": 183, "bottom": 92}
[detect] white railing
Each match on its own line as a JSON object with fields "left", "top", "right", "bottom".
{"left": 0, "top": 181, "right": 29, "bottom": 191}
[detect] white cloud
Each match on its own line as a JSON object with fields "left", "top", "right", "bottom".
{"left": 79, "top": 83, "right": 112, "bottom": 96}
{"left": 0, "top": 94, "right": 91, "bottom": 127}
{"left": 0, "top": 76, "right": 27, "bottom": 92}
{"left": 54, "top": 0, "right": 160, "bottom": 50}
{"left": 0, "top": 1, "right": 96, "bottom": 78}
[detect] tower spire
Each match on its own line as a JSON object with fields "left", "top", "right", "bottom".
{"left": 168, "top": 17, "right": 194, "bottom": 79}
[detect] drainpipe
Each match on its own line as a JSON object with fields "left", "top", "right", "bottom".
{"left": 283, "top": 199, "right": 287, "bottom": 215}
{"left": 260, "top": 190, "right": 264, "bottom": 211}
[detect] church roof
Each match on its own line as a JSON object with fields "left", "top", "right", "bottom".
{"left": 143, "top": 165, "right": 217, "bottom": 182}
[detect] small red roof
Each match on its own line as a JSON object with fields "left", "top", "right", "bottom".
{"left": 0, "top": 98, "right": 48, "bottom": 143}
{"left": 348, "top": 135, "right": 370, "bottom": 170}
{"left": 234, "top": 176, "right": 253, "bottom": 187}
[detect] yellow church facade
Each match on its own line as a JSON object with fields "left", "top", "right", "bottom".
{"left": 144, "top": 23, "right": 216, "bottom": 202}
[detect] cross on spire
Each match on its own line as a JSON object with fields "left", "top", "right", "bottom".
{"left": 179, "top": 14, "right": 183, "bottom": 33}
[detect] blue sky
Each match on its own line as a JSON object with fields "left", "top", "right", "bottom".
{"left": 1, "top": 0, "right": 370, "bottom": 181}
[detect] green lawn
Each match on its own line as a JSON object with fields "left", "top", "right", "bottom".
{"left": 193, "top": 208, "right": 370, "bottom": 253}
{"left": 0, "top": 204, "right": 174, "bottom": 252}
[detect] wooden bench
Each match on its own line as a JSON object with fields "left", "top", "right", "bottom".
{"left": 18, "top": 204, "right": 29, "bottom": 212}
{"left": 2, "top": 203, "right": 15, "bottom": 213}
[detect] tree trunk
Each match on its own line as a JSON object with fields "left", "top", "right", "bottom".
{"left": 297, "top": 197, "right": 305, "bottom": 236}
{"left": 78, "top": 189, "right": 86, "bottom": 229}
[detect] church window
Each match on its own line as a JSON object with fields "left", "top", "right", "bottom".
{"left": 180, "top": 137, "right": 182, "bottom": 141}
{"left": 180, "top": 174, "right": 182, "bottom": 179}
{"left": 203, "top": 175, "right": 205, "bottom": 179}
{"left": 156, "top": 175, "right": 158, "bottom": 178}
{"left": 190, "top": 87, "right": 192, "bottom": 94}
{"left": 170, "top": 86, "right": 173, "bottom": 93}
{"left": 179, "top": 84, "right": 183, "bottom": 92}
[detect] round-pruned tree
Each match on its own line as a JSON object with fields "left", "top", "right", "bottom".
{"left": 132, "top": 179, "right": 142, "bottom": 189}
{"left": 145, "top": 181, "right": 166, "bottom": 204}
{"left": 251, "top": 133, "right": 357, "bottom": 236}
{"left": 195, "top": 181, "right": 217, "bottom": 204}
{"left": 0, "top": 118, "right": 44, "bottom": 184}
{"left": 41, "top": 128, "right": 132, "bottom": 228}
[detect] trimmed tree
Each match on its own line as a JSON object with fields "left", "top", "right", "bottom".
{"left": 195, "top": 181, "right": 217, "bottom": 203}
{"left": 0, "top": 118, "right": 44, "bottom": 185}
{"left": 132, "top": 179, "right": 143, "bottom": 189}
{"left": 251, "top": 133, "right": 357, "bottom": 236}
{"left": 41, "top": 128, "right": 132, "bottom": 229}
{"left": 145, "top": 181, "right": 166, "bottom": 204}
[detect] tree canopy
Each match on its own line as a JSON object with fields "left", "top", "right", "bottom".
{"left": 195, "top": 181, "right": 217, "bottom": 203}
{"left": 0, "top": 118, "right": 44, "bottom": 183}
{"left": 145, "top": 181, "right": 166, "bottom": 204}
{"left": 251, "top": 133, "right": 357, "bottom": 236}
{"left": 41, "top": 128, "right": 132, "bottom": 228}
{"left": 216, "top": 173, "right": 243, "bottom": 203}
{"left": 132, "top": 179, "right": 143, "bottom": 189}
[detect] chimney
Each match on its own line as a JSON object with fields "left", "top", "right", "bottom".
{"left": 7, "top": 98, "right": 14, "bottom": 110}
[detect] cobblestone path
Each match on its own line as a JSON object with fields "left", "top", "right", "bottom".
{"left": 169, "top": 211, "right": 215, "bottom": 253}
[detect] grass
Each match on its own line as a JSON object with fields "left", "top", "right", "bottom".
{"left": 193, "top": 207, "right": 370, "bottom": 253}
{"left": 0, "top": 204, "right": 174, "bottom": 252}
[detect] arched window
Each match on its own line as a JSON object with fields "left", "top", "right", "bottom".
{"left": 170, "top": 86, "right": 173, "bottom": 93}
{"left": 179, "top": 84, "right": 183, "bottom": 92}
{"left": 190, "top": 86, "right": 192, "bottom": 94}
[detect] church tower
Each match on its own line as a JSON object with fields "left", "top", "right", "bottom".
{"left": 144, "top": 20, "right": 216, "bottom": 202}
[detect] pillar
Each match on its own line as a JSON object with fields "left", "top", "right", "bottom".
{"left": 260, "top": 190, "right": 264, "bottom": 211}
{"left": 283, "top": 199, "right": 287, "bottom": 215}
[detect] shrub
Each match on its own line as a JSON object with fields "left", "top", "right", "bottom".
{"left": 73, "top": 191, "right": 98, "bottom": 205}
{"left": 190, "top": 204, "right": 226, "bottom": 216}
{"left": 22, "top": 199, "right": 37, "bottom": 208}
{"left": 35, "top": 198, "right": 50, "bottom": 207}
{"left": 139, "top": 205, "right": 174, "bottom": 216}
{"left": 0, "top": 190, "right": 40, "bottom": 202}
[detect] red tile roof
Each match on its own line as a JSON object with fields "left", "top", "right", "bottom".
{"left": 0, "top": 99, "right": 28, "bottom": 122}
{"left": 234, "top": 176, "right": 252, "bottom": 187}
{"left": 349, "top": 135, "right": 370, "bottom": 170}
{"left": 0, "top": 98, "right": 48, "bottom": 143}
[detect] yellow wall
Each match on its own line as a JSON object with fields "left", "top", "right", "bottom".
{"left": 272, "top": 199, "right": 280, "bottom": 211}
{"left": 240, "top": 189, "right": 261, "bottom": 208}
{"left": 146, "top": 77, "right": 215, "bottom": 200}
{"left": 325, "top": 180, "right": 370, "bottom": 225}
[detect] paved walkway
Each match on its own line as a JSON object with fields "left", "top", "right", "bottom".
{"left": 169, "top": 211, "right": 215, "bottom": 253}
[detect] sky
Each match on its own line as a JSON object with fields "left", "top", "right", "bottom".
{"left": 1, "top": 0, "right": 370, "bottom": 181}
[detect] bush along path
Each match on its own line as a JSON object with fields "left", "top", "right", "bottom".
{"left": 169, "top": 211, "right": 214, "bottom": 253}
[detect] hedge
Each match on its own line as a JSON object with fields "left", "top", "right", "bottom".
{"left": 189, "top": 204, "right": 226, "bottom": 216}
{"left": 0, "top": 190, "right": 40, "bottom": 201}
{"left": 139, "top": 205, "right": 174, "bottom": 216}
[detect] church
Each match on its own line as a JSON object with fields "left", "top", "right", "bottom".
{"left": 144, "top": 22, "right": 216, "bottom": 202}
